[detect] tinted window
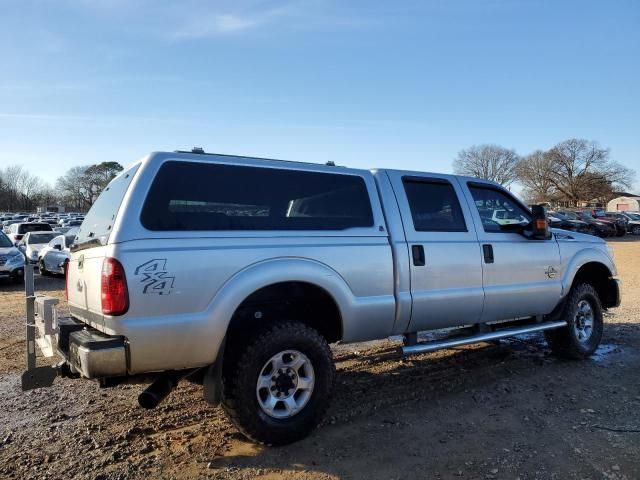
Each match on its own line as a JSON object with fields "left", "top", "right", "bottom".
{"left": 141, "top": 161, "right": 374, "bottom": 231}
{"left": 0, "top": 233, "right": 11, "bottom": 248}
{"left": 18, "top": 223, "right": 52, "bottom": 234}
{"left": 76, "top": 164, "right": 140, "bottom": 246}
{"left": 469, "top": 185, "right": 531, "bottom": 233}
{"left": 403, "top": 179, "right": 467, "bottom": 232}
{"left": 28, "top": 233, "right": 57, "bottom": 244}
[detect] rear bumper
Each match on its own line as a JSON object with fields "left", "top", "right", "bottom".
{"left": 56, "top": 316, "right": 128, "bottom": 379}
{"left": 0, "top": 259, "right": 25, "bottom": 276}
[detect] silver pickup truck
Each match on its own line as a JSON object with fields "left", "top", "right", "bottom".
{"left": 24, "top": 149, "right": 621, "bottom": 445}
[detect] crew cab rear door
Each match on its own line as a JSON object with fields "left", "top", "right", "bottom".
{"left": 459, "top": 181, "right": 562, "bottom": 321}
{"left": 386, "top": 171, "right": 484, "bottom": 331}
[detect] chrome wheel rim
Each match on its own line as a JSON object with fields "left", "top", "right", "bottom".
{"left": 573, "top": 300, "right": 594, "bottom": 342}
{"left": 256, "top": 350, "right": 315, "bottom": 419}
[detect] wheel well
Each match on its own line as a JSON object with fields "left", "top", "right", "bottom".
{"left": 227, "top": 282, "right": 343, "bottom": 344}
{"left": 571, "top": 262, "right": 616, "bottom": 308}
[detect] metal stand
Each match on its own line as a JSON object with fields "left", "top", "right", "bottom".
{"left": 25, "top": 261, "right": 36, "bottom": 370}
{"left": 21, "top": 260, "right": 59, "bottom": 391}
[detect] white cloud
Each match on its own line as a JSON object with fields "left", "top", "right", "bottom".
{"left": 171, "top": 13, "right": 261, "bottom": 38}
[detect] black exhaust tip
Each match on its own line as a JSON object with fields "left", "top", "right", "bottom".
{"left": 138, "top": 374, "right": 180, "bottom": 409}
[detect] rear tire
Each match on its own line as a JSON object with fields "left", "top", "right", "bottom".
{"left": 632, "top": 225, "right": 640, "bottom": 236}
{"left": 222, "top": 321, "right": 335, "bottom": 446}
{"left": 545, "top": 283, "right": 603, "bottom": 359}
{"left": 39, "top": 259, "right": 50, "bottom": 276}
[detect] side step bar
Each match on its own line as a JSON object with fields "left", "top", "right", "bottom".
{"left": 402, "top": 320, "right": 567, "bottom": 356}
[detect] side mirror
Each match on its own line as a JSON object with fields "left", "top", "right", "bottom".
{"left": 54, "top": 244, "right": 62, "bottom": 251}
{"left": 526, "top": 205, "right": 552, "bottom": 240}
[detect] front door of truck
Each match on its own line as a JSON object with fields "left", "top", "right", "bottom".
{"left": 460, "top": 181, "right": 562, "bottom": 321}
{"left": 387, "top": 172, "right": 484, "bottom": 331}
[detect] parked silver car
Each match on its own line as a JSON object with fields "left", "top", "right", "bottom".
{"left": 0, "top": 231, "right": 25, "bottom": 283}
{"left": 38, "top": 234, "right": 72, "bottom": 275}
{"left": 18, "top": 231, "right": 59, "bottom": 264}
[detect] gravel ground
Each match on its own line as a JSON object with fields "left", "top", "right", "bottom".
{"left": 1, "top": 238, "right": 639, "bottom": 480}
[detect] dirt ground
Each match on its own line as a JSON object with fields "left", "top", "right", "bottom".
{"left": 1, "top": 238, "right": 639, "bottom": 480}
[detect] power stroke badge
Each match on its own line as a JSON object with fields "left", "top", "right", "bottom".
{"left": 135, "top": 259, "right": 175, "bottom": 295}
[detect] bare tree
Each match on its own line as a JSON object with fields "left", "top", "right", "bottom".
{"left": 56, "top": 162, "right": 124, "bottom": 210}
{"left": 545, "top": 139, "right": 635, "bottom": 204}
{"left": 516, "top": 150, "right": 557, "bottom": 203}
{"left": 453, "top": 144, "right": 521, "bottom": 186}
{"left": 56, "top": 166, "right": 93, "bottom": 211}
{"left": 0, "top": 165, "right": 47, "bottom": 211}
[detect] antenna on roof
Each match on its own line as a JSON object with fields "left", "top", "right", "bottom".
{"left": 325, "top": 161, "right": 336, "bottom": 166}
{"left": 191, "top": 147, "right": 205, "bottom": 154}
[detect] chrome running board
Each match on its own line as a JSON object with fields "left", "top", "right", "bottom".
{"left": 402, "top": 320, "right": 567, "bottom": 356}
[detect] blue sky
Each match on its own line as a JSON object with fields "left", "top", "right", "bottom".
{"left": 1, "top": 0, "right": 639, "bottom": 190}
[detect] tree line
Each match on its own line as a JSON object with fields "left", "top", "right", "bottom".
{"left": 0, "top": 162, "right": 123, "bottom": 212}
{"left": 453, "top": 138, "right": 636, "bottom": 205}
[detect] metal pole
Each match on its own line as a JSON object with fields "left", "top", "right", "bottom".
{"left": 25, "top": 257, "right": 36, "bottom": 370}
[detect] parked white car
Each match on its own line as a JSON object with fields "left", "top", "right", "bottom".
{"left": 19, "top": 231, "right": 60, "bottom": 264}
{"left": 491, "top": 208, "right": 529, "bottom": 226}
{"left": 6, "top": 222, "right": 53, "bottom": 244}
{"left": 38, "top": 234, "right": 72, "bottom": 275}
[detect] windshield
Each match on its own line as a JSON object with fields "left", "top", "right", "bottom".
{"left": 28, "top": 233, "right": 58, "bottom": 244}
{"left": 626, "top": 213, "right": 640, "bottom": 220}
{"left": 0, "top": 233, "right": 12, "bottom": 248}
{"left": 75, "top": 163, "right": 140, "bottom": 247}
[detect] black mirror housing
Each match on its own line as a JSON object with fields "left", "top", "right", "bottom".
{"left": 527, "top": 205, "right": 552, "bottom": 240}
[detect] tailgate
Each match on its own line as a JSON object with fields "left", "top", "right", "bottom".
{"left": 67, "top": 245, "right": 108, "bottom": 329}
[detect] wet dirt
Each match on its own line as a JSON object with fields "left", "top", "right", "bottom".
{"left": 0, "top": 239, "right": 639, "bottom": 479}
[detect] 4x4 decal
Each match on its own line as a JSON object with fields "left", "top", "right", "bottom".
{"left": 134, "top": 259, "right": 175, "bottom": 295}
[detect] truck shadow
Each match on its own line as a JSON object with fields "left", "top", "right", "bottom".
{"left": 204, "top": 323, "right": 636, "bottom": 478}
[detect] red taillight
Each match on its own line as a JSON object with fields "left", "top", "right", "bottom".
{"left": 101, "top": 258, "right": 129, "bottom": 316}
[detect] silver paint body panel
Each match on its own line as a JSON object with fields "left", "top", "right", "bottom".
{"left": 65, "top": 152, "right": 619, "bottom": 375}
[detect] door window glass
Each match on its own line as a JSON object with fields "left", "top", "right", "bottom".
{"left": 469, "top": 185, "right": 531, "bottom": 233}
{"left": 403, "top": 179, "right": 467, "bottom": 232}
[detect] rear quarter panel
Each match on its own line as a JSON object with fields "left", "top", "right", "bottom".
{"left": 109, "top": 236, "right": 394, "bottom": 373}
{"left": 98, "top": 153, "right": 396, "bottom": 373}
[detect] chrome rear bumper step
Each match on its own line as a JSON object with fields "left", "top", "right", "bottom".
{"left": 402, "top": 320, "right": 567, "bottom": 356}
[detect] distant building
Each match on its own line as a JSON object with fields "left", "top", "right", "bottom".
{"left": 37, "top": 205, "right": 65, "bottom": 214}
{"left": 606, "top": 195, "right": 640, "bottom": 212}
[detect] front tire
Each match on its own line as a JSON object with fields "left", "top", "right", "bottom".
{"left": 545, "top": 283, "right": 603, "bottom": 359}
{"left": 222, "top": 321, "right": 335, "bottom": 446}
{"left": 632, "top": 225, "right": 640, "bottom": 236}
